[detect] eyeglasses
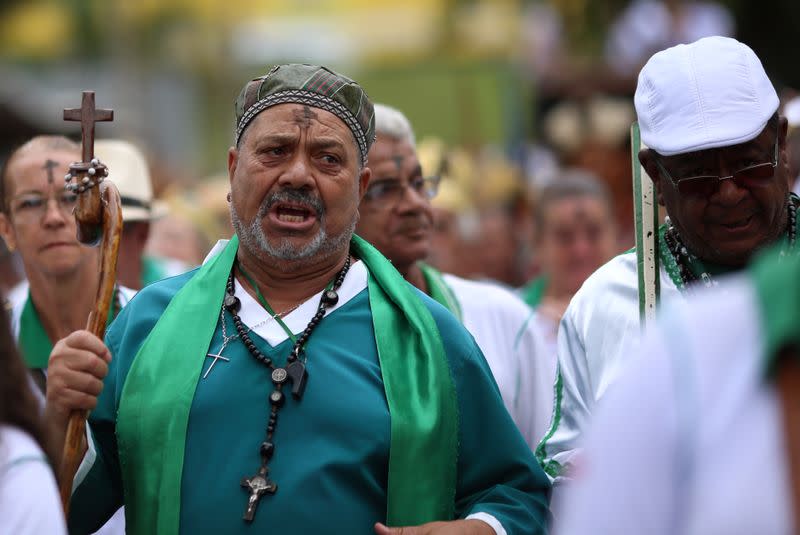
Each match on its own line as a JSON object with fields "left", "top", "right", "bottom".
{"left": 10, "top": 191, "right": 78, "bottom": 222}
{"left": 655, "top": 130, "right": 779, "bottom": 198}
{"left": 363, "top": 175, "right": 441, "bottom": 205}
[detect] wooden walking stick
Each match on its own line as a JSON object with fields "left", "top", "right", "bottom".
{"left": 58, "top": 91, "right": 122, "bottom": 513}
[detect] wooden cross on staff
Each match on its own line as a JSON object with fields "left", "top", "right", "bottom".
{"left": 64, "top": 91, "right": 113, "bottom": 163}
{"left": 58, "top": 91, "right": 123, "bottom": 515}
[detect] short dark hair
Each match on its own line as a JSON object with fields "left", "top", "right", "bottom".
{"left": 0, "top": 136, "right": 80, "bottom": 214}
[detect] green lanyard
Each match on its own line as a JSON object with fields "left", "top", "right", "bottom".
{"left": 236, "top": 262, "right": 337, "bottom": 345}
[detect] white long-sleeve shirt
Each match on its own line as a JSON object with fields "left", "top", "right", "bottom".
{"left": 535, "top": 251, "right": 682, "bottom": 478}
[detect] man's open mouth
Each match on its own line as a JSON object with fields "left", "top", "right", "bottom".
{"left": 273, "top": 203, "right": 316, "bottom": 224}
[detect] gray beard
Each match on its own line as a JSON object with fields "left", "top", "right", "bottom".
{"left": 230, "top": 189, "right": 355, "bottom": 265}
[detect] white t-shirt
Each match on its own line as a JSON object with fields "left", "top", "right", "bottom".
{"left": 0, "top": 425, "right": 66, "bottom": 535}
{"left": 442, "top": 273, "right": 548, "bottom": 450}
{"left": 6, "top": 281, "right": 131, "bottom": 535}
{"left": 537, "top": 251, "right": 682, "bottom": 478}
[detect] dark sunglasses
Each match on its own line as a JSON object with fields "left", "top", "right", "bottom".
{"left": 655, "top": 129, "right": 779, "bottom": 197}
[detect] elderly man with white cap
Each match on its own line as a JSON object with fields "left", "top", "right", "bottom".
{"left": 536, "top": 36, "right": 798, "bottom": 489}
{"left": 95, "top": 140, "right": 187, "bottom": 290}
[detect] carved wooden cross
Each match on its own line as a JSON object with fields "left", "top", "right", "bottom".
{"left": 63, "top": 91, "right": 113, "bottom": 163}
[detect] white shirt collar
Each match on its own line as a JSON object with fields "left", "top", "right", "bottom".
{"left": 205, "top": 239, "right": 368, "bottom": 347}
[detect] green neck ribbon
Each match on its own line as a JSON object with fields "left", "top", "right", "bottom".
{"left": 18, "top": 295, "right": 53, "bottom": 369}
{"left": 19, "top": 290, "right": 119, "bottom": 369}
{"left": 751, "top": 246, "right": 800, "bottom": 377}
{"left": 116, "top": 235, "right": 458, "bottom": 534}
{"left": 520, "top": 276, "right": 548, "bottom": 308}
{"left": 418, "top": 262, "right": 462, "bottom": 321}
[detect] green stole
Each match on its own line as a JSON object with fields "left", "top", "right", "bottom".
{"left": 141, "top": 255, "right": 167, "bottom": 287}
{"left": 18, "top": 296, "right": 53, "bottom": 369}
{"left": 418, "top": 262, "right": 462, "bottom": 321}
{"left": 116, "top": 235, "right": 459, "bottom": 534}
{"left": 19, "top": 292, "right": 118, "bottom": 369}
{"left": 520, "top": 276, "right": 548, "bottom": 308}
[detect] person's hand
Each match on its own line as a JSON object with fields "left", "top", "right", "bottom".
{"left": 374, "top": 519, "right": 494, "bottom": 535}
{"left": 45, "top": 330, "right": 111, "bottom": 450}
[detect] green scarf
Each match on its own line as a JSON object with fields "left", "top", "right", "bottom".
{"left": 418, "top": 262, "right": 462, "bottom": 321}
{"left": 520, "top": 276, "right": 548, "bottom": 308}
{"left": 18, "top": 296, "right": 53, "bottom": 369}
{"left": 19, "top": 291, "right": 119, "bottom": 369}
{"left": 751, "top": 247, "right": 800, "bottom": 377}
{"left": 116, "top": 235, "right": 458, "bottom": 533}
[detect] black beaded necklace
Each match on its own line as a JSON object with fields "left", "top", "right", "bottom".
{"left": 664, "top": 195, "right": 798, "bottom": 288}
{"left": 222, "top": 254, "right": 352, "bottom": 523}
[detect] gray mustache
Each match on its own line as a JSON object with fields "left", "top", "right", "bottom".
{"left": 261, "top": 189, "right": 325, "bottom": 218}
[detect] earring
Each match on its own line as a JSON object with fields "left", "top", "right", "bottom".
{"left": 226, "top": 192, "right": 232, "bottom": 202}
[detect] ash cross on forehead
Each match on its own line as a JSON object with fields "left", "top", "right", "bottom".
{"left": 63, "top": 91, "right": 113, "bottom": 163}
{"left": 42, "top": 160, "right": 58, "bottom": 184}
{"left": 292, "top": 105, "right": 318, "bottom": 128}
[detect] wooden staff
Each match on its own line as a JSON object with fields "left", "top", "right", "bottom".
{"left": 58, "top": 91, "right": 122, "bottom": 513}
{"left": 631, "top": 121, "right": 660, "bottom": 328}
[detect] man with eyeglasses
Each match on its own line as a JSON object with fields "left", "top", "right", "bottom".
{"left": 537, "top": 36, "right": 799, "bottom": 487}
{"left": 356, "top": 104, "right": 544, "bottom": 444}
{"left": 0, "top": 135, "right": 131, "bottom": 534}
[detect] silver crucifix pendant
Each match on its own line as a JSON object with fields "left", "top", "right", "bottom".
{"left": 241, "top": 467, "right": 277, "bottom": 522}
{"left": 203, "top": 347, "right": 231, "bottom": 379}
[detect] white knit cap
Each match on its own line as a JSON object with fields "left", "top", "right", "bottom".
{"left": 634, "top": 36, "right": 778, "bottom": 156}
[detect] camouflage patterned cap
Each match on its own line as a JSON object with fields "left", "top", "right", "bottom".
{"left": 235, "top": 64, "right": 376, "bottom": 165}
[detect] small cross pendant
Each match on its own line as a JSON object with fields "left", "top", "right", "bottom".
{"left": 241, "top": 467, "right": 277, "bottom": 522}
{"left": 203, "top": 350, "right": 231, "bottom": 379}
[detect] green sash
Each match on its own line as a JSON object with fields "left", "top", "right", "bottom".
{"left": 418, "top": 262, "right": 462, "bottom": 321}
{"left": 18, "top": 296, "right": 53, "bottom": 369}
{"left": 116, "top": 235, "right": 458, "bottom": 533}
{"left": 520, "top": 276, "right": 548, "bottom": 308}
{"left": 19, "top": 291, "right": 119, "bottom": 369}
{"left": 751, "top": 247, "right": 800, "bottom": 377}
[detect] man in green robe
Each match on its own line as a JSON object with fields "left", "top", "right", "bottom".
{"left": 45, "top": 64, "right": 550, "bottom": 535}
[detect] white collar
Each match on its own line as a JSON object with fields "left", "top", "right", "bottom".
{"left": 205, "top": 240, "right": 368, "bottom": 347}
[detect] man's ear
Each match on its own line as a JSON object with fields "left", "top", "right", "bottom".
{"left": 358, "top": 166, "right": 372, "bottom": 200}
{"left": 0, "top": 213, "right": 17, "bottom": 253}
{"left": 778, "top": 116, "right": 792, "bottom": 189}
{"left": 779, "top": 115, "right": 789, "bottom": 152}
{"left": 228, "top": 146, "right": 238, "bottom": 189}
{"left": 639, "top": 148, "right": 666, "bottom": 207}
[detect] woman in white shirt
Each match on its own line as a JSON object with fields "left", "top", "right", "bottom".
{"left": 0, "top": 303, "right": 66, "bottom": 534}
